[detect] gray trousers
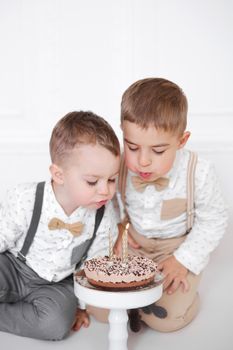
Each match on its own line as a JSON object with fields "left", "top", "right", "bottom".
{"left": 0, "top": 252, "right": 78, "bottom": 340}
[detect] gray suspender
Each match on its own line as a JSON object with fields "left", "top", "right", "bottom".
{"left": 75, "top": 205, "right": 105, "bottom": 270}
{"left": 17, "top": 182, "right": 105, "bottom": 265}
{"left": 18, "top": 182, "right": 45, "bottom": 262}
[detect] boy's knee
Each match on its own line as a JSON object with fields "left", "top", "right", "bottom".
{"left": 141, "top": 294, "right": 200, "bottom": 333}
{"left": 36, "top": 296, "right": 77, "bottom": 340}
{"left": 38, "top": 309, "right": 76, "bottom": 340}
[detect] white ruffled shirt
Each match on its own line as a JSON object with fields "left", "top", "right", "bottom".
{"left": 117, "top": 149, "right": 228, "bottom": 274}
{"left": 0, "top": 181, "right": 118, "bottom": 282}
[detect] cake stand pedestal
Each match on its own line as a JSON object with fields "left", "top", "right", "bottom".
{"left": 74, "top": 278, "right": 163, "bottom": 350}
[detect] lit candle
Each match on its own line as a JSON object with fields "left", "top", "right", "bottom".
{"left": 108, "top": 228, "right": 113, "bottom": 260}
{"left": 122, "top": 222, "right": 129, "bottom": 263}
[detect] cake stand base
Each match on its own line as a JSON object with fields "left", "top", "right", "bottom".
{"left": 108, "top": 309, "right": 128, "bottom": 350}
{"left": 74, "top": 277, "right": 163, "bottom": 350}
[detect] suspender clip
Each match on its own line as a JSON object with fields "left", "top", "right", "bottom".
{"left": 17, "top": 251, "right": 26, "bottom": 262}
{"left": 188, "top": 209, "right": 195, "bottom": 216}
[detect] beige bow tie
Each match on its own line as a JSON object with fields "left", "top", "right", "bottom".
{"left": 48, "top": 218, "right": 84, "bottom": 236}
{"left": 132, "top": 176, "right": 169, "bottom": 192}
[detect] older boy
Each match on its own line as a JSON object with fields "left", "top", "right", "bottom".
{"left": 114, "top": 78, "right": 228, "bottom": 332}
{"left": 0, "top": 111, "right": 120, "bottom": 340}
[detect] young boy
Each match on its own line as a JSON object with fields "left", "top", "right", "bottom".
{"left": 114, "top": 77, "right": 228, "bottom": 332}
{"left": 0, "top": 111, "right": 120, "bottom": 340}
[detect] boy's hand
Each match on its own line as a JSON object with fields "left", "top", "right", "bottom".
{"left": 158, "top": 256, "right": 189, "bottom": 295}
{"left": 114, "top": 223, "right": 140, "bottom": 256}
{"left": 72, "top": 308, "right": 90, "bottom": 331}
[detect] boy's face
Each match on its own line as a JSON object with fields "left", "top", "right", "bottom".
{"left": 122, "top": 121, "right": 189, "bottom": 180}
{"left": 51, "top": 144, "right": 120, "bottom": 213}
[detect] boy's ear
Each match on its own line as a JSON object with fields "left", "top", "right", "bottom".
{"left": 178, "top": 131, "right": 191, "bottom": 149}
{"left": 49, "top": 163, "right": 64, "bottom": 185}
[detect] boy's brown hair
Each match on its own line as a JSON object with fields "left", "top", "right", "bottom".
{"left": 50, "top": 111, "right": 120, "bottom": 165}
{"left": 121, "top": 78, "right": 188, "bottom": 136}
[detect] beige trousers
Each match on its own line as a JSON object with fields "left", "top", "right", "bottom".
{"left": 88, "top": 225, "right": 202, "bottom": 332}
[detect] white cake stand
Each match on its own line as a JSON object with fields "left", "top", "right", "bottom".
{"left": 74, "top": 276, "right": 163, "bottom": 350}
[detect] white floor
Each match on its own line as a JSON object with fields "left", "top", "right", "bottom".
{"left": 1, "top": 225, "right": 233, "bottom": 350}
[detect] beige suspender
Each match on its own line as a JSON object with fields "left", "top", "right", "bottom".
{"left": 118, "top": 154, "right": 128, "bottom": 206}
{"left": 118, "top": 151, "right": 198, "bottom": 232}
{"left": 186, "top": 151, "right": 198, "bottom": 232}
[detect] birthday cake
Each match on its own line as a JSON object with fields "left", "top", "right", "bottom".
{"left": 84, "top": 254, "right": 158, "bottom": 290}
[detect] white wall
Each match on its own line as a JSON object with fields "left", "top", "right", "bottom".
{"left": 0, "top": 0, "right": 233, "bottom": 220}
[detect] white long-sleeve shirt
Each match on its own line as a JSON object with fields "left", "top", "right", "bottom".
{"left": 118, "top": 149, "right": 228, "bottom": 274}
{"left": 0, "top": 181, "right": 118, "bottom": 282}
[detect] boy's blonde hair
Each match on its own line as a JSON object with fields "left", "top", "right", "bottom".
{"left": 121, "top": 78, "right": 188, "bottom": 136}
{"left": 50, "top": 111, "right": 120, "bottom": 165}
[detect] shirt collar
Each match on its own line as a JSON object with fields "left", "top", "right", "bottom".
{"left": 46, "top": 180, "right": 66, "bottom": 217}
{"left": 166, "top": 149, "right": 183, "bottom": 189}
{"left": 46, "top": 180, "right": 90, "bottom": 219}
